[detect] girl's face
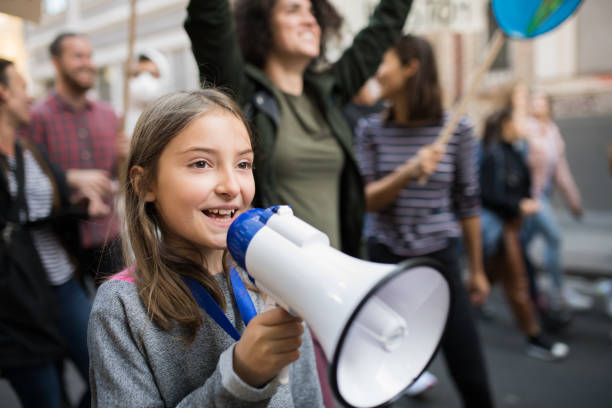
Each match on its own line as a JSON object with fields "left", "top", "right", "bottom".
{"left": 147, "top": 110, "right": 255, "bottom": 254}
{"left": 375, "top": 49, "right": 418, "bottom": 100}
{"left": 501, "top": 117, "right": 519, "bottom": 143}
{"left": 268, "top": 0, "right": 321, "bottom": 63}
{"left": 1, "top": 65, "right": 31, "bottom": 126}
{"left": 531, "top": 94, "right": 550, "bottom": 119}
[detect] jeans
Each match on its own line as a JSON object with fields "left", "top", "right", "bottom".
{"left": 4, "top": 277, "right": 92, "bottom": 408}
{"left": 54, "top": 277, "right": 92, "bottom": 408}
{"left": 481, "top": 208, "right": 504, "bottom": 259}
{"left": 522, "top": 197, "right": 563, "bottom": 290}
{"left": 485, "top": 219, "right": 540, "bottom": 336}
{"left": 2, "top": 363, "right": 62, "bottom": 408}
{"left": 367, "top": 238, "right": 494, "bottom": 408}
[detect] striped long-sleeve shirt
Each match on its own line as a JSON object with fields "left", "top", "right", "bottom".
{"left": 6, "top": 149, "right": 74, "bottom": 285}
{"left": 355, "top": 113, "right": 480, "bottom": 257}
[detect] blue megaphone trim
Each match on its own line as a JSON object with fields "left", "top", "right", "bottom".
{"left": 226, "top": 206, "right": 283, "bottom": 270}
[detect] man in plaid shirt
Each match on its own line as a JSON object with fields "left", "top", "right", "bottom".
{"left": 23, "top": 32, "right": 123, "bottom": 284}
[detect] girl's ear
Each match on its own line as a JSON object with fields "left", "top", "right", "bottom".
{"left": 402, "top": 59, "right": 420, "bottom": 80}
{"left": 130, "top": 165, "right": 155, "bottom": 202}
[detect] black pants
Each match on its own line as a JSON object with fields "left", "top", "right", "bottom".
{"left": 76, "top": 238, "right": 123, "bottom": 286}
{"left": 368, "top": 238, "right": 494, "bottom": 408}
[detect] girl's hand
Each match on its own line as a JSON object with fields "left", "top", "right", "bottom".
{"left": 416, "top": 144, "right": 445, "bottom": 178}
{"left": 520, "top": 198, "right": 540, "bottom": 216}
{"left": 233, "top": 308, "right": 304, "bottom": 388}
{"left": 467, "top": 270, "right": 490, "bottom": 306}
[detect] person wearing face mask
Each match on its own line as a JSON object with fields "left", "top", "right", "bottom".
{"left": 124, "top": 49, "right": 171, "bottom": 138}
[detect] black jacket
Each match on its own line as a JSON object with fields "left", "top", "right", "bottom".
{"left": 480, "top": 141, "right": 531, "bottom": 220}
{"left": 0, "top": 138, "right": 85, "bottom": 368}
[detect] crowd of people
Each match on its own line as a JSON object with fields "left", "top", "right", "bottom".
{"left": 0, "top": 0, "right": 598, "bottom": 407}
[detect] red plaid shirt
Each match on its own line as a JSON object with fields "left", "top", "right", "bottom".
{"left": 22, "top": 91, "right": 120, "bottom": 248}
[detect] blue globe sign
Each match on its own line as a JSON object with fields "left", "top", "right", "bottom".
{"left": 492, "top": 0, "right": 583, "bottom": 39}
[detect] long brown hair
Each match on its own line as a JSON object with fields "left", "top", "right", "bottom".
{"left": 122, "top": 89, "right": 252, "bottom": 341}
{"left": 389, "top": 34, "right": 443, "bottom": 124}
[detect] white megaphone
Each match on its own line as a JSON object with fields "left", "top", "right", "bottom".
{"left": 227, "top": 206, "right": 450, "bottom": 408}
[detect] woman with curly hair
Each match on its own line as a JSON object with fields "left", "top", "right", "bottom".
{"left": 184, "top": 1, "right": 424, "bottom": 406}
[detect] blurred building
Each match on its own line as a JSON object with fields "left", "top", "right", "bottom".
{"left": 332, "top": 0, "right": 612, "bottom": 123}
{"left": 0, "top": 13, "right": 29, "bottom": 77}
{"left": 23, "top": 0, "right": 198, "bottom": 113}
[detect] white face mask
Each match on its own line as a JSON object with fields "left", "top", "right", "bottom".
{"left": 129, "top": 72, "right": 163, "bottom": 107}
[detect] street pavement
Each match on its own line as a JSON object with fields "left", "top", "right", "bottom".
{"left": 391, "top": 281, "right": 612, "bottom": 408}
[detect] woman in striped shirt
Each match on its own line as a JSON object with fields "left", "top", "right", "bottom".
{"left": 354, "top": 35, "right": 493, "bottom": 407}
{"left": 0, "top": 59, "right": 105, "bottom": 408}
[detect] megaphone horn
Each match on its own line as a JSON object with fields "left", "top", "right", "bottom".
{"left": 227, "top": 206, "right": 450, "bottom": 408}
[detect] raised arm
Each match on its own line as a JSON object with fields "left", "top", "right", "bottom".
{"left": 184, "top": 0, "right": 252, "bottom": 104}
{"left": 331, "top": 0, "right": 414, "bottom": 105}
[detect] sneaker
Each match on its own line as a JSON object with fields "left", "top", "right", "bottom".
{"left": 405, "top": 371, "right": 437, "bottom": 396}
{"left": 526, "top": 335, "right": 569, "bottom": 361}
{"left": 563, "top": 286, "right": 594, "bottom": 311}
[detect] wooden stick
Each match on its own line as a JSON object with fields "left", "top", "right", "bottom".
{"left": 438, "top": 29, "right": 506, "bottom": 146}
{"left": 419, "top": 28, "right": 506, "bottom": 184}
{"left": 121, "top": 0, "right": 138, "bottom": 131}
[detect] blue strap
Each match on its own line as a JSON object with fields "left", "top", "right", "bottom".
{"left": 230, "top": 267, "right": 258, "bottom": 326}
{"left": 183, "top": 268, "right": 257, "bottom": 341}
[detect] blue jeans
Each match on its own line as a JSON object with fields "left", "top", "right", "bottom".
{"left": 54, "top": 277, "right": 92, "bottom": 408}
{"left": 3, "top": 363, "right": 62, "bottom": 408}
{"left": 522, "top": 197, "right": 563, "bottom": 290}
{"left": 481, "top": 208, "right": 504, "bottom": 258}
{"left": 4, "top": 278, "right": 91, "bottom": 408}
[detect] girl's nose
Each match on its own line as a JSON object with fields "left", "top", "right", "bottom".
{"left": 215, "top": 167, "right": 240, "bottom": 198}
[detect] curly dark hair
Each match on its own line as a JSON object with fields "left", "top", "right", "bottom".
{"left": 234, "top": 0, "right": 343, "bottom": 69}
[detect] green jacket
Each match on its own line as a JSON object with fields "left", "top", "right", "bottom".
{"left": 184, "top": 0, "right": 413, "bottom": 257}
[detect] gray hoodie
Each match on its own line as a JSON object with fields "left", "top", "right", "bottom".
{"left": 88, "top": 273, "right": 324, "bottom": 407}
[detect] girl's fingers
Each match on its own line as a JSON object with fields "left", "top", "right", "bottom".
{"left": 256, "top": 307, "right": 303, "bottom": 326}
{"left": 267, "top": 335, "right": 303, "bottom": 354}
{"left": 254, "top": 320, "right": 305, "bottom": 341}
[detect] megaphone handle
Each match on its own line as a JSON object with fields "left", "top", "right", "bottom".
{"left": 264, "top": 296, "right": 290, "bottom": 385}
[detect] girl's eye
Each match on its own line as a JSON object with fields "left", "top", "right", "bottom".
{"left": 190, "top": 160, "right": 210, "bottom": 169}
{"left": 237, "top": 161, "right": 253, "bottom": 170}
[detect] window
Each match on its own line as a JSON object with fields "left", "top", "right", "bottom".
{"left": 487, "top": 1, "right": 509, "bottom": 71}
{"left": 44, "top": 0, "right": 67, "bottom": 15}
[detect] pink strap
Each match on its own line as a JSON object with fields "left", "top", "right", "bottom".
{"left": 109, "top": 266, "right": 136, "bottom": 283}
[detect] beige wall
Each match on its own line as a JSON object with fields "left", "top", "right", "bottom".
{"left": 0, "top": 14, "right": 29, "bottom": 78}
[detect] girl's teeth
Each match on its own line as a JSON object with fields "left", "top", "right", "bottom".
{"left": 206, "top": 209, "right": 235, "bottom": 216}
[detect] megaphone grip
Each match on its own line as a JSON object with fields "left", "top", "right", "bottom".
{"left": 264, "top": 296, "right": 290, "bottom": 385}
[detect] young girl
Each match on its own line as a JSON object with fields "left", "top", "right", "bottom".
{"left": 480, "top": 105, "right": 569, "bottom": 361}
{"left": 87, "top": 89, "right": 323, "bottom": 407}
